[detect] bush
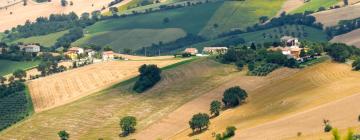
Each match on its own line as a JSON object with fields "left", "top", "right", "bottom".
{"left": 215, "top": 126, "right": 237, "bottom": 140}
{"left": 324, "top": 124, "right": 333, "bottom": 132}
{"left": 222, "top": 86, "right": 248, "bottom": 108}
{"left": 120, "top": 116, "right": 137, "bottom": 137}
{"left": 235, "top": 61, "right": 244, "bottom": 70}
{"left": 210, "top": 100, "right": 221, "bottom": 117}
{"left": 133, "top": 64, "right": 161, "bottom": 93}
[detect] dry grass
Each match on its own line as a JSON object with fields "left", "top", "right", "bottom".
{"left": 28, "top": 59, "right": 184, "bottom": 112}
{"left": 0, "top": 0, "right": 132, "bottom": 31}
{"left": 312, "top": 3, "right": 360, "bottom": 27}
{"left": 169, "top": 61, "right": 360, "bottom": 140}
{"left": 331, "top": 28, "right": 360, "bottom": 48}
{"left": 0, "top": 58, "right": 239, "bottom": 140}
{"left": 278, "top": 0, "right": 304, "bottom": 15}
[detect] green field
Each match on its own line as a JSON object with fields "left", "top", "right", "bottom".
{"left": 199, "top": 0, "right": 286, "bottom": 38}
{"left": 12, "top": 30, "right": 68, "bottom": 47}
{"left": 73, "top": 28, "right": 187, "bottom": 52}
{"left": 291, "top": 0, "right": 340, "bottom": 14}
{"left": 0, "top": 60, "right": 40, "bottom": 76}
{"left": 191, "top": 24, "right": 328, "bottom": 50}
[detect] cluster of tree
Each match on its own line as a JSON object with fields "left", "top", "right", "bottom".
{"left": 108, "top": 0, "right": 124, "bottom": 7}
{"left": 36, "top": 53, "right": 66, "bottom": 77}
{"left": 219, "top": 12, "right": 323, "bottom": 38}
{"left": 0, "top": 82, "right": 30, "bottom": 131}
{"left": 221, "top": 45, "right": 299, "bottom": 75}
{"left": 133, "top": 64, "right": 161, "bottom": 93}
{"left": 0, "top": 80, "right": 25, "bottom": 98}
{"left": 53, "top": 27, "right": 84, "bottom": 49}
{"left": 136, "top": 34, "right": 205, "bottom": 56}
{"left": 215, "top": 126, "right": 237, "bottom": 140}
{"left": 325, "top": 43, "right": 360, "bottom": 63}
{"left": 325, "top": 17, "right": 360, "bottom": 38}
{"left": 4, "top": 12, "right": 96, "bottom": 40}
{"left": 0, "top": 43, "right": 38, "bottom": 61}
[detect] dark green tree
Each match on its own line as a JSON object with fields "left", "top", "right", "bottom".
{"left": 120, "top": 116, "right": 137, "bottom": 136}
{"left": 352, "top": 58, "right": 360, "bottom": 70}
{"left": 133, "top": 64, "right": 161, "bottom": 93}
{"left": 13, "top": 69, "right": 27, "bottom": 81}
{"left": 58, "top": 130, "right": 69, "bottom": 140}
{"left": 210, "top": 100, "right": 221, "bottom": 117}
{"left": 189, "top": 113, "right": 210, "bottom": 133}
{"left": 109, "top": 7, "right": 119, "bottom": 16}
{"left": 222, "top": 86, "right": 248, "bottom": 108}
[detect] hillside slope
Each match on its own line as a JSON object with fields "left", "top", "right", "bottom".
{"left": 0, "top": 58, "right": 239, "bottom": 140}
{"left": 170, "top": 61, "right": 360, "bottom": 140}
{"left": 28, "top": 58, "right": 184, "bottom": 112}
{"left": 312, "top": 3, "right": 360, "bottom": 27}
{"left": 331, "top": 28, "right": 360, "bottom": 48}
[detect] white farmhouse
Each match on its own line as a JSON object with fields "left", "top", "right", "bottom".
{"left": 19, "top": 44, "right": 41, "bottom": 53}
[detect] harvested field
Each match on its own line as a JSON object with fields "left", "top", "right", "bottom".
{"left": 312, "top": 3, "right": 360, "bottom": 27}
{"left": 28, "top": 59, "right": 184, "bottom": 112}
{"left": 278, "top": 0, "right": 304, "bottom": 15}
{"left": 0, "top": 0, "right": 132, "bottom": 31}
{"left": 168, "top": 61, "right": 360, "bottom": 140}
{"left": 0, "top": 58, "right": 240, "bottom": 140}
{"left": 331, "top": 28, "right": 360, "bottom": 48}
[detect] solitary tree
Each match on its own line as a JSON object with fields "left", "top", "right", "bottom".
{"left": 352, "top": 58, "right": 360, "bottom": 70}
{"left": 13, "top": 69, "right": 27, "bottom": 81}
{"left": 120, "top": 116, "right": 137, "bottom": 136}
{"left": 58, "top": 130, "right": 69, "bottom": 140}
{"left": 189, "top": 113, "right": 210, "bottom": 133}
{"left": 210, "top": 100, "right": 221, "bottom": 117}
{"left": 133, "top": 64, "right": 161, "bottom": 93}
{"left": 222, "top": 86, "right": 248, "bottom": 108}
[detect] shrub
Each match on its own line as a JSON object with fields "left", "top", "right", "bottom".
{"left": 324, "top": 124, "right": 333, "bottom": 132}
{"left": 120, "top": 116, "right": 137, "bottom": 137}
{"left": 58, "top": 130, "right": 70, "bottom": 140}
{"left": 215, "top": 126, "right": 237, "bottom": 140}
{"left": 133, "top": 64, "right": 161, "bottom": 93}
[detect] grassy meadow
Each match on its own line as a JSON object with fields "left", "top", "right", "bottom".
{"left": 0, "top": 60, "right": 40, "bottom": 76}
{"left": 73, "top": 28, "right": 187, "bottom": 52}
{"left": 199, "top": 0, "right": 286, "bottom": 38}
{"left": 291, "top": 0, "right": 340, "bottom": 14}
{"left": 12, "top": 30, "right": 68, "bottom": 47}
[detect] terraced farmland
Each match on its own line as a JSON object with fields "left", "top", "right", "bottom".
{"left": 28, "top": 59, "right": 185, "bottom": 112}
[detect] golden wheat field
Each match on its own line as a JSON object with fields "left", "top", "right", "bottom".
{"left": 168, "top": 61, "right": 360, "bottom": 140}
{"left": 28, "top": 59, "right": 184, "bottom": 112}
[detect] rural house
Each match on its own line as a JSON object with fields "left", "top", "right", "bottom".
{"left": 65, "top": 47, "right": 85, "bottom": 60}
{"left": 102, "top": 51, "right": 115, "bottom": 61}
{"left": 202, "top": 47, "right": 228, "bottom": 55}
{"left": 19, "top": 44, "right": 41, "bottom": 53}
{"left": 268, "top": 36, "right": 304, "bottom": 60}
{"left": 184, "top": 48, "right": 198, "bottom": 55}
{"left": 85, "top": 49, "right": 96, "bottom": 58}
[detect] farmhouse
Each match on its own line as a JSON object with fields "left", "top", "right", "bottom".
{"left": 269, "top": 36, "right": 305, "bottom": 60}
{"left": 202, "top": 47, "right": 228, "bottom": 55}
{"left": 102, "top": 51, "right": 115, "bottom": 61}
{"left": 19, "top": 44, "right": 41, "bottom": 53}
{"left": 184, "top": 48, "right": 198, "bottom": 55}
{"left": 65, "top": 47, "right": 85, "bottom": 60}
